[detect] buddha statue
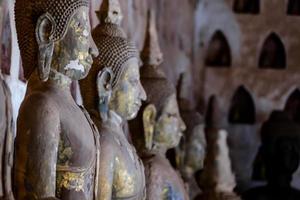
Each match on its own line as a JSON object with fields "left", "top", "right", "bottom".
{"left": 243, "top": 111, "right": 300, "bottom": 200}
{"left": 0, "top": 2, "right": 14, "bottom": 200}
{"left": 177, "top": 97, "right": 206, "bottom": 199}
{"left": 196, "top": 96, "right": 240, "bottom": 200}
{"left": 79, "top": 0, "right": 147, "bottom": 199}
{"left": 180, "top": 104, "right": 206, "bottom": 180}
{"left": 129, "top": 10, "right": 189, "bottom": 200}
{"left": 14, "top": 0, "right": 100, "bottom": 199}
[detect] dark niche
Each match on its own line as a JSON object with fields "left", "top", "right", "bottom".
{"left": 233, "top": 0, "right": 260, "bottom": 14}
{"left": 229, "top": 86, "right": 256, "bottom": 124}
{"left": 259, "top": 33, "right": 286, "bottom": 69}
{"left": 205, "top": 30, "right": 231, "bottom": 68}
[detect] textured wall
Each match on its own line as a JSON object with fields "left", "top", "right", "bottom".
{"left": 200, "top": 0, "right": 300, "bottom": 191}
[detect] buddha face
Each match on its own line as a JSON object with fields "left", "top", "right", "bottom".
{"left": 52, "top": 7, "right": 98, "bottom": 80}
{"left": 153, "top": 94, "right": 186, "bottom": 149}
{"left": 109, "top": 57, "right": 147, "bottom": 120}
{"left": 98, "top": 0, "right": 123, "bottom": 25}
{"left": 184, "top": 124, "right": 206, "bottom": 177}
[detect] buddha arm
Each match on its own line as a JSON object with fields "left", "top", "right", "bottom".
{"left": 15, "top": 94, "right": 60, "bottom": 200}
{"left": 98, "top": 135, "right": 115, "bottom": 200}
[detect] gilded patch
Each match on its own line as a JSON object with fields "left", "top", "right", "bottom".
{"left": 57, "top": 171, "right": 85, "bottom": 192}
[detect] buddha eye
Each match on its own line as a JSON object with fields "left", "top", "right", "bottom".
{"left": 129, "top": 78, "right": 138, "bottom": 86}
{"left": 77, "top": 22, "right": 85, "bottom": 32}
{"left": 74, "top": 21, "right": 80, "bottom": 28}
{"left": 167, "top": 113, "right": 176, "bottom": 118}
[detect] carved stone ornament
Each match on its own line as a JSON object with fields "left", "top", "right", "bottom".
{"left": 14, "top": 0, "right": 101, "bottom": 199}
{"left": 80, "top": 0, "right": 147, "bottom": 199}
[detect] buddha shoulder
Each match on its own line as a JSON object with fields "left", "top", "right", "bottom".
{"left": 143, "top": 154, "right": 165, "bottom": 176}
{"left": 17, "top": 92, "right": 60, "bottom": 141}
{"left": 99, "top": 128, "right": 119, "bottom": 152}
{"left": 20, "top": 92, "right": 59, "bottom": 118}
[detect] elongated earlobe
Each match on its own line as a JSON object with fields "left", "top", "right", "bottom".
{"left": 97, "top": 68, "right": 113, "bottom": 121}
{"left": 36, "top": 13, "right": 54, "bottom": 82}
{"left": 143, "top": 104, "right": 157, "bottom": 150}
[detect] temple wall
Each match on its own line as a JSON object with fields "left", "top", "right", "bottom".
{"left": 201, "top": 0, "right": 300, "bottom": 191}
{"left": 204, "top": 68, "right": 300, "bottom": 123}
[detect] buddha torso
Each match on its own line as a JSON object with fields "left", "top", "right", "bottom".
{"left": 92, "top": 111, "right": 145, "bottom": 200}
{"left": 142, "top": 153, "right": 189, "bottom": 200}
{"left": 15, "top": 83, "right": 99, "bottom": 200}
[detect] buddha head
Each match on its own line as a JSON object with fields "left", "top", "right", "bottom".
{"left": 130, "top": 10, "right": 186, "bottom": 153}
{"left": 256, "top": 111, "right": 300, "bottom": 186}
{"left": 96, "top": 0, "right": 123, "bottom": 25}
{"left": 177, "top": 78, "right": 206, "bottom": 179}
{"left": 15, "top": 0, "right": 98, "bottom": 82}
{"left": 80, "top": 0, "right": 146, "bottom": 121}
{"left": 182, "top": 113, "right": 206, "bottom": 179}
{"left": 134, "top": 72, "right": 186, "bottom": 152}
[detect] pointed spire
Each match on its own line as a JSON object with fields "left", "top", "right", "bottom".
{"left": 141, "top": 9, "right": 163, "bottom": 67}
{"left": 96, "top": 0, "right": 123, "bottom": 25}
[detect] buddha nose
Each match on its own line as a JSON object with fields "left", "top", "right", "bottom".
{"left": 139, "top": 82, "right": 147, "bottom": 101}
{"left": 179, "top": 117, "right": 186, "bottom": 132}
{"left": 89, "top": 37, "right": 99, "bottom": 58}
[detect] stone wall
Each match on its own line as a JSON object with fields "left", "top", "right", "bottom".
{"left": 199, "top": 0, "right": 300, "bottom": 191}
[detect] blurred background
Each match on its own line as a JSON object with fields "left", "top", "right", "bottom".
{"left": 3, "top": 0, "right": 300, "bottom": 194}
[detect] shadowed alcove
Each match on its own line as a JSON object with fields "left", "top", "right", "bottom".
{"left": 233, "top": 0, "right": 260, "bottom": 14}
{"left": 205, "top": 30, "right": 231, "bottom": 67}
{"left": 287, "top": 0, "right": 300, "bottom": 15}
{"left": 258, "top": 33, "right": 286, "bottom": 69}
{"left": 229, "top": 86, "right": 256, "bottom": 124}
{"left": 285, "top": 89, "right": 300, "bottom": 123}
